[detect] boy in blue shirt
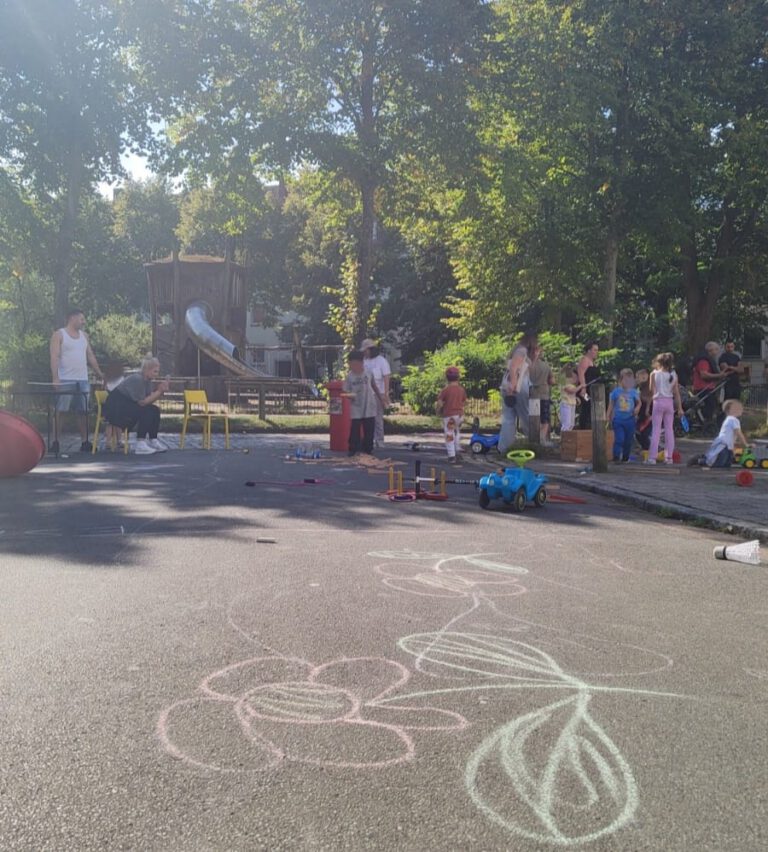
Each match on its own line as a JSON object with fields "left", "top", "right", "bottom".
{"left": 606, "top": 368, "right": 641, "bottom": 462}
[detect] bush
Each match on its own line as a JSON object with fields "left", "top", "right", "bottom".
{"left": 0, "top": 271, "right": 54, "bottom": 381}
{"left": 401, "top": 332, "right": 620, "bottom": 414}
{"left": 88, "top": 313, "right": 152, "bottom": 366}
{"left": 402, "top": 336, "right": 510, "bottom": 414}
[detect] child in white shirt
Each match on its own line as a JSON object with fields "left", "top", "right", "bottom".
{"left": 646, "top": 352, "right": 683, "bottom": 464}
{"left": 704, "top": 400, "right": 747, "bottom": 467}
{"left": 689, "top": 399, "right": 748, "bottom": 467}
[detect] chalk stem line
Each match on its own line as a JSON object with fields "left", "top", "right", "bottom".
{"left": 372, "top": 681, "right": 691, "bottom": 705}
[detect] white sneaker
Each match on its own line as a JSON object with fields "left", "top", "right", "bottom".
{"left": 134, "top": 440, "right": 157, "bottom": 455}
{"left": 148, "top": 438, "right": 168, "bottom": 452}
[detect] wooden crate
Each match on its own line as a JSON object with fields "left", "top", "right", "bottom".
{"left": 560, "top": 429, "right": 613, "bottom": 462}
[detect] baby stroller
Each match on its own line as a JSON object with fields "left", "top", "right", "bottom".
{"left": 676, "top": 379, "right": 727, "bottom": 438}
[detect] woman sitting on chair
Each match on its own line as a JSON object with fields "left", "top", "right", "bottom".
{"left": 103, "top": 355, "right": 170, "bottom": 455}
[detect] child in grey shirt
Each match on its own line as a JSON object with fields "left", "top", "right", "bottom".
{"left": 343, "top": 351, "right": 379, "bottom": 455}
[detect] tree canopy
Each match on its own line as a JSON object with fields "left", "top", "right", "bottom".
{"left": 1, "top": 0, "right": 767, "bottom": 381}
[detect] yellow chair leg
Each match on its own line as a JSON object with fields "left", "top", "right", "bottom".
{"left": 180, "top": 416, "right": 188, "bottom": 449}
{"left": 92, "top": 412, "right": 101, "bottom": 454}
{"left": 224, "top": 417, "right": 230, "bottom": 449}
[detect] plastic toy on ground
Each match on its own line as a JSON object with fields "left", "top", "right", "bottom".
{"left": 0, "top": 410, "right": 46, "bottom": 477}
{"left": 736, "top": 441, "right": 768, "bottom": 470}
{"left": 478, "top": 449, "right": 548, "bottom": 512}
{"left": 469, "top": 431, "right": 500, "bottom": 455}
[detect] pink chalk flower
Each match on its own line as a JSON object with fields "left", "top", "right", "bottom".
{"left": 158, "top": 655, "right": 467, "bottom": 772}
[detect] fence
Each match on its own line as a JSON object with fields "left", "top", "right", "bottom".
{"left": 464, "top": 398, "right": 502, "bottom": 418}
{"left": 744, "top": 383, "right": 768, "bottom": 409}
{"left": 150, "top": 376, "right": 324, "bottom": 417}
{"left": 3, "top": 376, "right": 325, "bottom": 421}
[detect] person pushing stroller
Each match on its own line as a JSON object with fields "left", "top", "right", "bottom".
{"left": 691, "top": 342, "right": 736, "bottom": 425}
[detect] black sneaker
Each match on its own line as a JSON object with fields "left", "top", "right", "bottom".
{"left": 49, "top": 440, "right": 60, "bottom": 455}
{"left": 80, "top": 440, "right": 93, "bottom": 453}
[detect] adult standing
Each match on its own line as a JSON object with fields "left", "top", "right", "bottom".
{"left": 102, "top": 356, "right": 170, "bottom": 455}
{"left": 576, "top": 342, "right": 600, "bottom": 430}
{"left": 692, "top": 341, "right": 730, "bottom": 423}
{"left": 49, "top": 308, "right": 103, "bottom": 453}
{"left": 718, "top": 339, "right": 742, "bottom": 402}
{"left": 528, "top": 344, "right": 554, "bottom": 445}
{"left": 499, "top": 331, "right": 537, "bottom": 451}
{"left": 361, "top": 339, "right": 391, "bottom": 448}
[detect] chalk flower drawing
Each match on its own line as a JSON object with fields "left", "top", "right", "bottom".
{"left": 158, "top": 655, "right": 467, "bottom": 772}
{"left": 394, "top": 633, "right": 637, "bottom": 845}
{"left": 369, "top": 549, "right": 528, "bottom": 599}
{"left": 368, "top": 551, "right": 682, "bottom": 847}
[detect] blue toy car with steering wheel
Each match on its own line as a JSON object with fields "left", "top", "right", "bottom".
{"left": 478, "top": 450, "right": 548, "bottom": 512}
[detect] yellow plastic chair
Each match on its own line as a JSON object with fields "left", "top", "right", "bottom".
{"left": 92, "top": 389, "right": 129, "bottom": 455}
{"left": 180, "top": 389, "right": 230, "bottom": 450}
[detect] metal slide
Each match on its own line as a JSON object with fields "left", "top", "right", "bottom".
{"left": 184, "top": 301, "right": 271, "bottom": 378}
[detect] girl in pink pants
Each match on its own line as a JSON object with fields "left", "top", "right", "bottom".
{"left": 647, "top": 353, "right": 684, "bottom": 464}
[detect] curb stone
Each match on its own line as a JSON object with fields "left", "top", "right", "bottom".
{"left": 544, "top": 473, "right": 768, "bottom": 544}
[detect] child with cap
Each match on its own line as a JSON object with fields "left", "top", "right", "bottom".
{"left": 435, "top": 366, "right": 467, "bottom": 463}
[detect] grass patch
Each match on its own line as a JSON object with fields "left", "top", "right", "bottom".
{"left": 11, "top": 407, "right": 502, "bottom": 437}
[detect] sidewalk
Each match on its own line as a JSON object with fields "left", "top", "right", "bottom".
{"left": 460, "top": 436, "right": 768, "bottom": 543}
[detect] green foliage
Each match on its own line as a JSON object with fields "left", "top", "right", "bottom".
{"left": 0, "top": 271, "right": 54, "bottom": 380}
{"left": 143, "top": 0, "right": 490, "bottom": 342}
{"left": 113, "top": 178, "right": 180, "bottom": 262}
{"left": 401, "top": 332, "right": 622, "bottom": 414}
{"left": 0, "top": 0, "right": 156, "bottom": 319}
{"left": 1, "top": 0, "right": 766, "bottom": 367}
{"left": 401, "top": 336, "right": 511, "bottom": 414}
{"left": 88, "top": 314, "right": 152, "bottom": 366}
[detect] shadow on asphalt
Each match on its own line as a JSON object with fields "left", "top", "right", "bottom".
{"left": 0, "top": 442, "right": 632, "bottom": 567}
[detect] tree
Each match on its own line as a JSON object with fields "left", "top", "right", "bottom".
{"left": 141, "top": 0, "right": 490, "bottom": 344}
{"left": 430, "top": 0, "right": 768, "bottom": 352}
{"left": 113, "top": 178, "right": 181, "bottom": 263}
{"left": 0, "top": 0, "right": 153, "bottom": 323}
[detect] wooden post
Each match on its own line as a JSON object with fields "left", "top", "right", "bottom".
{"left": 528, "top": 398, "right": 541, "bottom": 447}
{"left": 258, "top": 385, "right": 266, "bottom": 421}
{"left": 591, "top": 382, "right": 608, "bottom": 473}
{"left": 172, "top": 250, "right": 181, "bottom": 375}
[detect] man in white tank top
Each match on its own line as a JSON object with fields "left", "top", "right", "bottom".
{"left": 49, "top": 308, "right": 103, "bottom": 453}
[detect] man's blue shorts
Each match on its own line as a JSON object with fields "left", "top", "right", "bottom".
{"left": 55, "top": 380, "right": 90, "bottom": 413}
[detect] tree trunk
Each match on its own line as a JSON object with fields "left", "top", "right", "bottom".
{"left": 353, "top": 22, "right": 377, "bottom": 345}
{"left": 654, "top": 293, "right": 671, "bottom": 348}
{"left": 683, "top": 204, "right": 736, "bottom": 354}
{"left": 53, "top": 139, "right": 85, "bottom": 325}
{"left": 601, "top": 228, "right": 619, "bottom": 347}
{"left": 355, "top": 177, "right": 376, "bottom": 344}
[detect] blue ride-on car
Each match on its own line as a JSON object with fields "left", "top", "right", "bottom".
{"left": 478, "top": 450, "right": 548, "bottom": 512}
{"left": 469, "top": 431, "right": 500, "bottom": 455}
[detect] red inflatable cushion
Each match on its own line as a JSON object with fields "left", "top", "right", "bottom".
{"left": 0, "top": 410, "right": 46, "bottom": 477}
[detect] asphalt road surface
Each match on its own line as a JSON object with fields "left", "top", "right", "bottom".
{"left": 1, "top": 439, "right": 766, "bottom": 851}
